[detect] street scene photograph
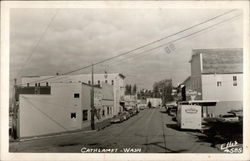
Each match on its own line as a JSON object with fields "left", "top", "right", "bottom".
{"left": 3, "top": 2, "right": 248, "bottom": 156}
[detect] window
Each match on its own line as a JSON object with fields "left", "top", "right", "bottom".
{"left": 233, "top": 76, "right": 237, "bottom": 86}
{"left": 88, "top": 80, "right": 91, "bottom": 84}
{"left": 35, "top": 83, "right": 37, "bottom": 87}
{"left": 98, "top": 80, "right": 100, "bottom": 85}
{"left": 74, "top": 93, "right": 80, "bottom": 98}
{"left": 38, "top": 83, "right": 40, "bottom": 87}
{"left": 111, "top": 80, "right": 114, "bottom": 85}
{"left": 105, "top": 80, "right": 108, "bottom": 83}
{"left": 107, "top": 107, "right": 109, "bottom": 115}
{"left": 46, "top": 82, "right": 49, "bottom": 86}
{"left": 82, "top": 110, "right": 88, "bottom": 121}
{"left": 71, "top": 113, "right": 76, "bottom": 119}
{"left": 217, "top": 81, "right": 222, "bottom": 87}
{"left": 27, "top": 83, "right": 29, "bottom": 87}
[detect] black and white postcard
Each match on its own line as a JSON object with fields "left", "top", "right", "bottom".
{"left": 1, "top": 1, "right": 249, "bottom": 161}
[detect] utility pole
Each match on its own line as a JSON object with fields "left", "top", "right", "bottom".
{"left": 13, "top": 78, "right": 18, "bottom": 139}
{"left": 91, "top": 64, "right": 95, "bottom": 130}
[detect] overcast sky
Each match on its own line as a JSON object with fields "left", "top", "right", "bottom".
{"left": 10, "top": 8, "right": 243, "bottom": 89}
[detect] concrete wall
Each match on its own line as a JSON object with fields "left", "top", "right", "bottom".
{"left": 19, "top": 83, "right": 82, "bottom": 138}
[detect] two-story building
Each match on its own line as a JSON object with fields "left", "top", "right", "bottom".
{"left": 21, "top": 73, "right": 125, "bottom": 116}
{"left": 18, "top": 82, "right": 114, "bottom": 138}
{"left": 181, "top": 48, "right": 243, "bottom": 116}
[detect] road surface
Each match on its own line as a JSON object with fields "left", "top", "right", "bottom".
{"left": 10, "top": 108, "right": 220, "bottom": 153}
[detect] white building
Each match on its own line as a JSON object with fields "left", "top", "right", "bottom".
{"left": 18, "top": 82, "right": 114, "bottom": 138}
{"left": 21, "top": 73, "right": 125, "bottom": 116}
{"left": 182, "top": 48, "right": 243, "bottom": 116}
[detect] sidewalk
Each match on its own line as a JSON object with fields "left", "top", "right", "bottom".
{"left": 10, "top": 118, "right": 112, "bottom": 142}
{"left": 82, "top": 118, "right": 112, "bottom": 131}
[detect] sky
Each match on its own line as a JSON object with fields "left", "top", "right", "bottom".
{"left": 10, "top": 8, "right": 243, "bottom": 90}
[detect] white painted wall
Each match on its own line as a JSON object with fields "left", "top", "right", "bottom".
{"left": 201, "top": 74, "right": 243, "bottom": 101}
{"left": 19, "top": 83, "right": 82, "bottom": 138}
{"left": 21, "top": 73, "right": 125, "bottom": 115}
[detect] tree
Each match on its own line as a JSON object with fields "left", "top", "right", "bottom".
{"left": 153, "top": 79, "right": 173, "bottom": 104}
{"left": 125, "top": 84, "right": 132, "bottom": 95}
{"left": 132, "top": 84, "right": 137, "bottom": 95}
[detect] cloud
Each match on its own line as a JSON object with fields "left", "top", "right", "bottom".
{"left": 10, "top": 8, "right": 243, "bottom": 89}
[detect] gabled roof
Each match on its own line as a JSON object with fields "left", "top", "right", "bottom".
{"left": 192, "top": 48, "right": 243, "bottom": 74}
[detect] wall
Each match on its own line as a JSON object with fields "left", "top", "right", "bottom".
{"left": 202, "top": 74, "right": 243, "bottom": 101}
{"left": 19, "top": 83, "right": 82, "bottom": 138}
{"left": 202, "top": 74, "right": 243, "bottom": 116}
{"left": 189, "top": 53, "right": 202, "bottom": 100}
{"left": 21, "top": 73, "right": 125, "bottom": 116}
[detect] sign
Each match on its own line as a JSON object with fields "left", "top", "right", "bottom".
{"left": 185, "top": 108, "right": 198, "bottom": 114}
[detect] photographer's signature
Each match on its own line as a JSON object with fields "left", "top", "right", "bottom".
{"left": 220, "top": 141, "right": 242, "bottom": 153}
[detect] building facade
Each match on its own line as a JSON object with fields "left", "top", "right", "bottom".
{"left": 21, "top": 73, "right": 125, "bottom": 116}
{"left": 18, "top": 82, "right": 114, "bottom": 138}
{"left": 182, "top": 48, "right": 243, "bottom": 116}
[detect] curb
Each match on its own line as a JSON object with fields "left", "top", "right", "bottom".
{"left": 15, "top": 129, "right": 97, "bottom": 142}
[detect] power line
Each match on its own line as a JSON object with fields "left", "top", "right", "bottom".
{"left": 109, "top": 14, "right": 242, "bottom": 67}
{"left": 62, "top": 9, "right": 237, "bottom": 75}
{"left": 16, "top": 9, "right": 59, "bottom": 77}
{"left": 18, "top": 10, "right": 238, "bottom": 86}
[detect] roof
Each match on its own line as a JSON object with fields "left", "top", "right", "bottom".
{"left": 182, "top": 76, "right": 191, "bottom": 85}
{"left": 192, "top": 48, "right": 243, "bottom": 74}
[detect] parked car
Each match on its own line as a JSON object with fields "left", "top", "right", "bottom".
{"left": 169, "top": 108, "right": 177, "bottom": 117}
{"left": 122, "top": 111, "right": 130, "bottom": 120}
{"left": 138, "top": 104, "right": 147, "bottom": 110}
{"left": 111, "top": 115, "right": 121, "bottom": 123}
{"left": 218, "top": 114, "right": 239, "bottom": 123}
{"left": 111, "top": 114, "right": 125, "bottom": 123}
{"left": 128, "top": 109, "right": 135, "bottom": 117}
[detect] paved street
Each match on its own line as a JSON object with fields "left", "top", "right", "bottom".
{"left": 10, "top": 108, "right": 220, "bottom": 153}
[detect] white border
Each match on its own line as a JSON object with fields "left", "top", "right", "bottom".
{"left": 1, "top": 1, "right": 249, "bottom": 161}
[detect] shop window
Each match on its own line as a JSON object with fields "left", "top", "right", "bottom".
{"left": 27, "top": 83, "right": 29, "bottom": 87}
{"left": 46, "top": 82, "right": 49, "bottom": 86}
{"left": 74, "top": 93, "right": 80, "bottom": 98}
{"left": 82, "top": 110, "right": 88, "bottom": 121}
{"left": 98, "top": 80, "right": 100, "bottom": 85}
{"left": 71, "top": 113, "right": 76, "bottom": 119}
{"left": 105, "top": 80, "right": 108, "bottom": 83}
{"left": 217, "top": 81, "right": 222, "bottom": 87}
{"left": 38, "top": 83, "right": 40, "bottom": 87}
{"left": 35, "top": 83, "right": 38, "bottom": 87}
{"left": 111, "top": 80, "right": 114, "bottom": 85}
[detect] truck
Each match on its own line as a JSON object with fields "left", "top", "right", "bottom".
{"left": 176, "top": 100, "right": 217, "bottom": 130}
{"left": 176, "top": 102, "right": 202, "bottom": 130}
{"left": 146, "top": 98, "right": 162, "bottom": 108}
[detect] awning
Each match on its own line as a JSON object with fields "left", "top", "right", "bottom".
{"left": 179, "top": 100, "right": 218, "bottom": 106}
